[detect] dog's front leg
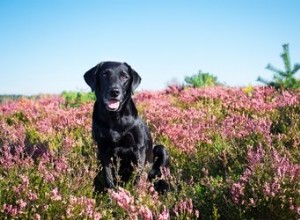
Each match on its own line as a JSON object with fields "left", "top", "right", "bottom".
{"left": 103, "top": 163, "right": 114, "bottom": 188}
{"left": 99, "top": 147, "right": 115, "bottom": 189}
{"left": 137, "top": 146, "right": 146, "bottom": 170}
{"left": 132, "top": 145, "right": 145, "bottom": 185}
{"left": 131, "top": 125, "right": 147, "bottom": 184}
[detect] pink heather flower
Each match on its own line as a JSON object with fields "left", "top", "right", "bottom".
{"left": 263, "top": 183, "right": 271, "bottom": 197}
{"left": 37, "top": 153, "right": 59, "bottom": 182}
{"left": 16, "top": 199, "right": 27, "bottom": 209}
{"left": 271, "top": 178, "right": 281, "bottom": 196}
{"left": 230, "top": 182, "right": 245, "bottom": 204}
{"left": 148, "top": 185, "right": 159, "bottom": 202}
{"left": 249, "top": 198, "right": 255, "bottom": 206}
{"left": 34, "top": 214, "right": 41, "bottom": 220}
{"left": 174, "top": 198, "right": 194, "bottom": 217}
{"left": 20, "top": 175, "right": 29, "bottom": 187}
{"left": 67, "top": 196, "right": 98, "bottom": 219}
{"left": 13, "top": 184, "right": 23, "bottom": 196}
{"left": 2, "top": 204, "right": 18, "bottom": 217}
{"left": 16, "top": 199, "right": 27, "bottom": 213}
{"left": 109, "top": 187, "right": 140, "bottom": 219}
{"left": 66, "top": 207, "right": 73, "bottom": 218}
{"left": 109, "top": 187, "right": 135, "bottom": 211}
{"left": 28, "top": 190, "right": 38, "bottom": 201}
{"left": 93, "top": 212, "right": 102, "bottom": 220}
{"left": 247, "top": 144, "right": 265, "bottom": 166}
{"left": 157, "top": 206, "right": 170, "bottom": 220}
{"left": 289, "top": 197, "right": 295, "bottom": 211}
{"left": 195, "top": 209, "right": 200, "bottom": 218}
{"left": 136, "top": 172, "right": 149, "bottom": 193}
{"left": 50, "top": 188, "right": 62, "bottom": 201}
{"left": 160, "top": 167, "right": 171, "bottom": 179}
{"left": 239, "top": 168, "right": 252, "bottom": 183}
{"left": 83, "top": 197, "right": 96, "bottom": 218}
{"left": 63, "top": 136, "right": 75, "bottom": 148}
{"left": 54, "top": 157, "right": 68, "bottom": 172}
{"left": 0, "top": 144, "right": 33, "bottom": 169}
{"left": 138, "top": 205, "right": 153, "bottom": 220}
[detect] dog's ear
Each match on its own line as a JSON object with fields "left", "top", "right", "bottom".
{"left": 84, "top": 63, "right": 103, "bottom": 91}
{"left": 124, "top": 63, "right": 141, "bottom": 92}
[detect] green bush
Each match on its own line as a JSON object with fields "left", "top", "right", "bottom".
{"left": 61, "top": 91, "right": 95, "bottom": 108}
{"left": 184, "top": 71, "right": 220, "bottom": 88}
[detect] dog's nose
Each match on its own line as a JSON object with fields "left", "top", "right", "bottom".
{"left": 109, "top": 88, "right": 120, "bottom": 98}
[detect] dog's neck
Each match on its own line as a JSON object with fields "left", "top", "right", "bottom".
{"left": 93, "top": 98, "right": 138, "bottom": 143}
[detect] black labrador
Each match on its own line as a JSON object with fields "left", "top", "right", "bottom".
{"left": 84, "top": 61, "right": 169, "bottom": 192}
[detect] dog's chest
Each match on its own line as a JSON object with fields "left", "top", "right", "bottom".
{"left": 92, "top": 118, "right": 136, "bottom": 144}
{"left": 109, "top": 127, "right": 126, "bottom": 143}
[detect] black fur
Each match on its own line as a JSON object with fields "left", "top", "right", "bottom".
{"left": 84, "top": 61, "right": 169, "bottom": 192}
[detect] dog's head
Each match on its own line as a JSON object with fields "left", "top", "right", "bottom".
{"left": 84, "top": 61, "right": 141, "bottom": 112}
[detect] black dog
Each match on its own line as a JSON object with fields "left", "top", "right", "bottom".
{"left": 84, "top": 61, "right": 169, "bottom": 192}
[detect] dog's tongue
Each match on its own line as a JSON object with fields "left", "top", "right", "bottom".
{"left": 107, "top": 100, "right": 120, "bottom": 110}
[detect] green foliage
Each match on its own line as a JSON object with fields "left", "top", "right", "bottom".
{"left": 61, "top": 91, "right": 95, "bottom": 107}
{"left": 6, "top": 111, "right": 30, "bottom": 126}
{"left": 184, "top": 70, "right": 220, "bottom": 88}
{"left": 257, "top": 44, "right": 300, "bottom": 90}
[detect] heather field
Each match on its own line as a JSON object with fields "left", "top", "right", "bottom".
{"left": 1, "top": 86, "right": 300, "bottom": 219}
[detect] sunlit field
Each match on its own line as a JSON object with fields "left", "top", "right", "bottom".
{"left": 1, "top": 86, "right": 299, "bottom": 219}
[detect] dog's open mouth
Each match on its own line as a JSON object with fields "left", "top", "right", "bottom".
{"left": 106, "top": 99, "right": 120, "bottom": 111}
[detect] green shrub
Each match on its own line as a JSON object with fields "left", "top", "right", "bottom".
{"left": 185, "top": 71, "right": 220, "bottom": 88}
{"left": 61, "top": 91, "right": 95, "bottom": 108}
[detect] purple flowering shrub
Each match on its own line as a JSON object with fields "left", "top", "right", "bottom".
{"left": 135, "top": 86, "right": 300, "bottom": 219}
{"left": 0, "top": 86, "right": 300, "bottom": 219}
{"left": 0, "top": 95, "right": 198, "bottom": 219}
{"left": 0, "top": 96, "right": 102, "bottom": 219}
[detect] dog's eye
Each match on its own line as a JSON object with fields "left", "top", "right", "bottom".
{"left": 102, "top": 71, "right": 110, "bottom": 78}
{"left": 120, "top": 72, "right": 129, "bottom": 81}
{"left": 103, "top": 73, "right": 107, "bottom": 78}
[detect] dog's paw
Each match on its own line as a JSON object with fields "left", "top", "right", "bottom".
{"left": 154, "top": 179, "right": 170, "bottom": 194}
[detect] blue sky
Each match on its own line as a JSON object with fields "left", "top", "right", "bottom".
{"left": 1, "top": 0, "right": 300, "bottom": 95}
